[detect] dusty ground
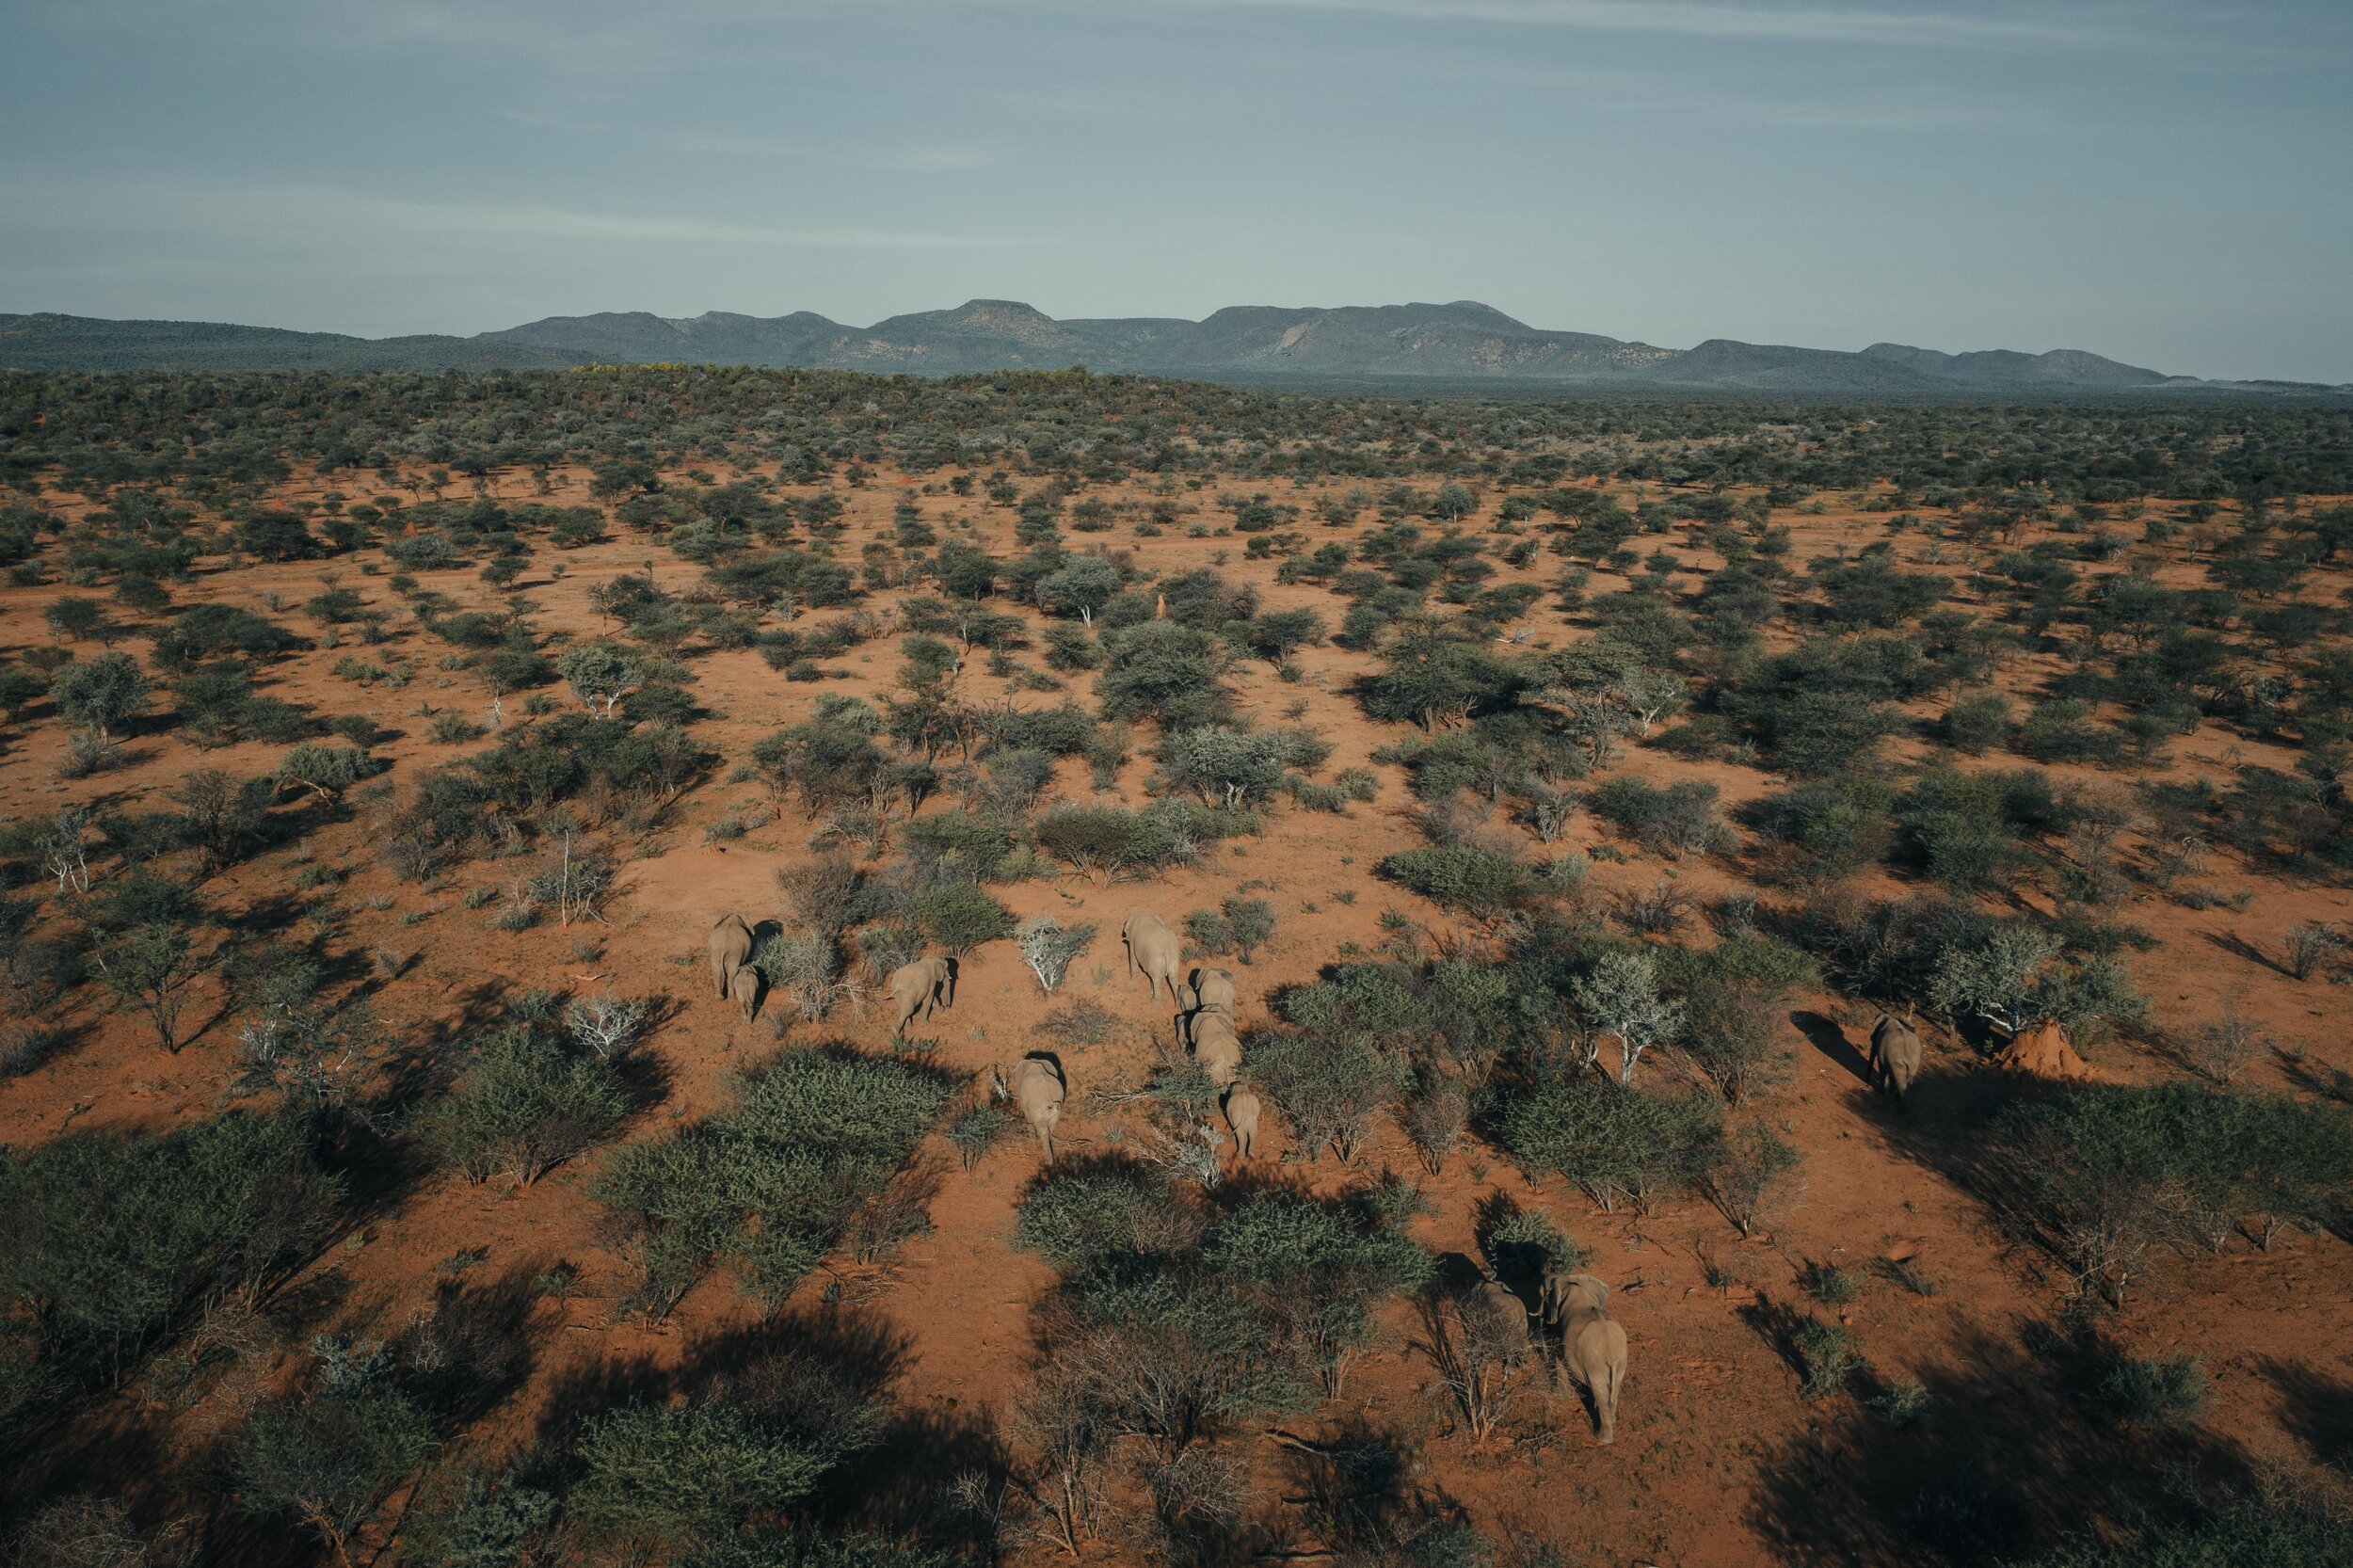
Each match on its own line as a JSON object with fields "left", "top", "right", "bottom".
{"left": 3, "top": 457, "right": 2349, "bottom": 1567}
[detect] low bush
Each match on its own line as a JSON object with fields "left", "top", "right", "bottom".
{"left": 424, "top": 1026, "right": 631, "bottom": 1186}
{"left": 1990, "top": 1082, "right": 2353, "bottom": 1304}
{"left": 1016, "top": 1160, "right": 1207, "bottom": 1272}
{"left": 0, "top": 1113, "right": 342, "bottom": 1384}
{"left": 1497, "top": 1075, "right": 1722, "bottom": 1212}
{"left": 1588, "top": 776, "right": 1737, "bottom": 857}
{"left": 1378, "top": 844, "right": 1535, "bottom": 919}
{"left": 594, "top": 1048, "right": 950, "bottom": 1316}
{"left": 2092, "top": 1351, "right": 2206, "bottom": 1427}
{"left": 915, "top": 884, "right": 1014, "bottom": 954}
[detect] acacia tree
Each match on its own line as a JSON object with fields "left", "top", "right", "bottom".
{"left": 1035, "top": 556, "right": 1121, "bottom": 625}
{"left": 50, "top": 651, "right": 150, "bottom": 738}
{"left": 1573, "top": 951, "right": 1683, "bottom": 1084}
{"left": 557, "top": 641, "right": 644, "bottom": 716}
{"left": 91, "top": 924, "right": 200, "bottom": 1052}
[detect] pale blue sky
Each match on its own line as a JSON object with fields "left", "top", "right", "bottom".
{"left": 3, "top": 0, "right": 2347, "bottom": 379}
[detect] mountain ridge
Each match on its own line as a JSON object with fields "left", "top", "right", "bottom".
{"left": 4, "top": 302, "right": 2339, "bottom": 392}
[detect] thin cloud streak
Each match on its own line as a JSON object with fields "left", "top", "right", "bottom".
{"left": 4, "top": 175, "right": 1046, "bottom": 251}
{"left": 1144, "top": 0, "right": 2112, "bottom": 48}
{"left": 501, "top": 111, "right": 998, "bottom": 174}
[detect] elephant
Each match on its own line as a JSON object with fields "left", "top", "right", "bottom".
{"left": 1187, "top": 966, "right": 1238, "bottom": 1017}
{"left": 1868, "top": 1013, "right": 1922, "bottom": 1106}
{"left": 1189, "top": 1010, "right": 1242, "bottom": 1087}
{"left": 1124, "top": 912, "right": 1183, "bottom": 1004}
{"left": 736, "top": 968, "right": 763, "bottom": 1022}
{"left": 1223, "top": 1084, "right": 1261, "bottom": 1159}
{"left": 1465, "top": 1280, "right": 1533, "bottom": 1351}
{"left": 1003, "top": 1054, "right": 1066, "bottom": 1164}
{"left": 1542, "top": 1272, "right": 1627, "bottom": 1444}
{"left": 710, "top": 915, "right": 755, "bottom": 1000}
{"left": 888, "top": 956, "right": 955, "bottom": 1036}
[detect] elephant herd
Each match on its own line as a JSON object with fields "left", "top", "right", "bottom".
{"left": 1128, "top": 912, "right": 1260, "bottom": 1158}
{"left": 711, "top": 907, "right": 1636, "bottom": 1442}
{"left": 706, "top": 909, "right": 1265, "bottom": 1164}
{"left": 1460, "top": 1269, "right": 1630, "bottom": 1444}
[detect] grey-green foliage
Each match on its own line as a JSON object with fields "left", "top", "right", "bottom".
{"left": 1991, "top": 1082, "right": 2353, "bottom": 1304}
{"left": 571, "top": 1404, "right": 839, "bottom": 1557}
{"left": 1160, "top": 725, "right": 1330, "bottom": 808}
{"left": 235, "top": 1336, "right": 437, "bottom": 1560}
{"left": 1015, "top": 1162, "right": 1204, "bottom": 1272}
{"left": 0, "top": 1112, "right": 342, "bottom": 1382}
{"left": 1377, "top": 844, "right": 1535, "bottom": 919}
{"left": 1476, "top": 1205, "right": 1584, "bottom": 1287}
{"left": 49, "top": 651, "right": 150, "bottom": 736}
{"left": 1096, "top": 620, "right": 1232, "bottom": 731}
{"left": 1928, "top": 921, "right": 2147, "bottom": 1039}
{"left": 594, "top": 1048, "right": 951, "bottom": 1316}
{"left": 1199, "top": 1190, "right": 1433, "bottom": 1391}
{"left": 424, "top": 1026, "right": 631, "bottom": 1186}
{"left": 1498, "top": 1075, "right": 1723, "bottom": 1213}
{"left": 1571, "top": 950, "right": 1684, "bottom": 1083}
{"left": 1017, "top": 1167, "right": 1433, "bottom": 1435}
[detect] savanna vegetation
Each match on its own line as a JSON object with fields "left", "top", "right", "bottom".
{"left": 0, "top": 364, "right": 2348, "bottom": 1566}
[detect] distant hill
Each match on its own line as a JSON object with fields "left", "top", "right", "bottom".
{"left": 0, "top": 312, "right": 573, "bottom": 373}
{"left": 4, "top": 301, "right": 2334, "bottom": 392}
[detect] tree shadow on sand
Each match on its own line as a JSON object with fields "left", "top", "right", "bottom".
{"left": 1745, "top": 1317, "right": 2255, "bottom": 1567}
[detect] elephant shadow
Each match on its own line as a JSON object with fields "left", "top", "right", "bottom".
{"left": 1791, "top": 1008, "right": 1875, "bottom": 1090}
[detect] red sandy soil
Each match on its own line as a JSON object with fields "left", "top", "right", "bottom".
{"left": 3, "top": 462, "right": 2350, "bottom": 1566}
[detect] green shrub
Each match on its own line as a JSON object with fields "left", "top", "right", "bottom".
{"left": 1378, "top": 844, "right": 1535, "bottom": 918}
{"left": 1944, "top": 691, "right": 2012, "bottom": 753}
{"left": 1097, "top": 621, "right": 1233, "bottom": 731}
{"left": 152, "top": 603, "right": 307, "bottom": 668}
{"left": 1201, "top": 1189, "right": 1433, "bottom": 1390}
{"left": 48, "top": 651, "right": 150, "bottom": 736}
{"left": 1015, "top": 1161, "right": 1203, "bottom": 1272}
{"left": 1785, "top": 1313, "right": 1863, "bottom": 1397}
{"left": 235, "top": 1337, "right": 437, "bottom": 1563}
{"left": 1588, "top": 776, "right": 1735, "bottom": 857}
{"left": 594, "top": 1049, "right": 950, "bottom": 1316}
{"left": 1497, "top": 1076, "right": 1722, "bottom": 1212}
{"left": 571, "top": 1404, "right": 836, "bottom": 1557}
{"left": 1160, "top": 725, "right": 1327, "bottom": 807}
{"left": 1991, "top": 1082, "right": 2353, "bottom": 1304}
{"left": 915, "top": 884, "right": 1013, "bottom": 953}
{"left": 424, "top": 1028, "right": 630, "bottom": 1186}
{"left": 1249, "top": 1030, "right": 1405, "bottom": 1163}
{"left": 2093, "top": 1351, "right": 2206, "bottom": 1426}
{"left": 1032, "top": 804, "right": 1181, "bottom": 881}
{"left": 1476, "top": 1204, "right": 1584, "bottom": 1286}
{"left": 901, "top": 809, "right": 1021, "bottom": 885}
{"left": 0, "top": 1113, "right": 342, "bottom": 1381}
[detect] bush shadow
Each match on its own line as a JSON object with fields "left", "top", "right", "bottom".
{"left": 1744, "top": 1317, "right": 2256, "bottom": 1567}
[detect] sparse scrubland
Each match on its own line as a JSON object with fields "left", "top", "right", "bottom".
{"left": 1, "top": 365, "right": 2351, "bottom": 1565}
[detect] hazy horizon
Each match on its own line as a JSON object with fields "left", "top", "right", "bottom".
{"left": 5, "top": 1, "right": 2348, "bottom": 381}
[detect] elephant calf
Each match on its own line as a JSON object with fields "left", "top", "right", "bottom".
{"left": 1002, "top": 1055, "right": 1066, "bottom": 1163}
{"left": 710, "top": 914, "right": 755, "bottom": 1000}
{"left": 1223, "top": 1084, "right": 1261, "bottom": 1159}
{"left": 888, "top": 955, "right": 954, "bottom": 1036}
{"left": 1541, "top": 1272, "right": 1627, "bottom": 1444}
{"left": 1869, "top": 1013, "right": 1923, "bottom": 1106}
